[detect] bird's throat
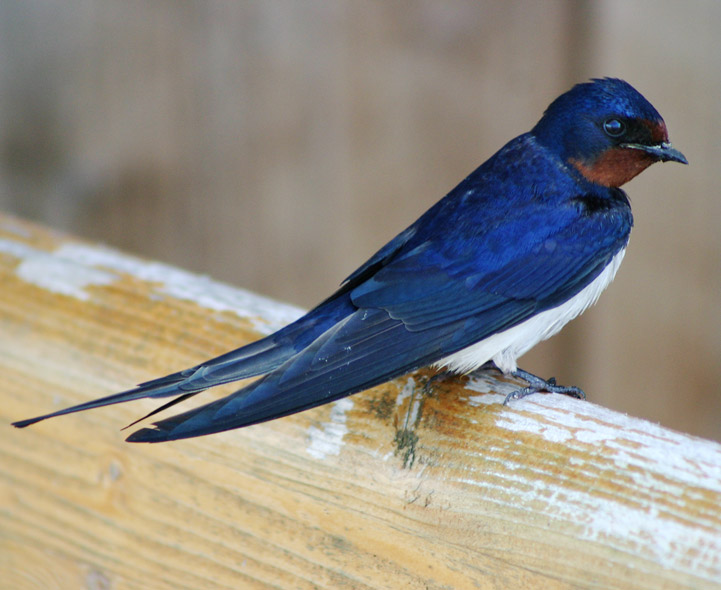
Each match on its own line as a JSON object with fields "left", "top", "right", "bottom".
{"left": 570, "top": 148, "right": 655, "bottom": 188}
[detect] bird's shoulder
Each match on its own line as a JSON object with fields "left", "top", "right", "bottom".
{"left": 388, "top": 134, "right": 631, "bottom": 266}
{"left": 342, "top": 134, "right": 632, "bottom": 325}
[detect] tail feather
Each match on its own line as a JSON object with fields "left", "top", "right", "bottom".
{"left": 13, "top": 295, "right": 355, "bottom": 430}
{"left": 125, "top": 309, "right": 456, "bottom": 442}
{"left": 12, "top": 331, "right": 297, "bottom": 429}
{"left": 120, "top": 392, "right": 199, "bottom": 430}
{"left": 12, "top": 377, "right": 187, "bottom": 428}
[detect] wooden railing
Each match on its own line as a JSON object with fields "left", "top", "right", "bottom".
{"left": 1, "top": 213, "right": 719, "bottom": 589}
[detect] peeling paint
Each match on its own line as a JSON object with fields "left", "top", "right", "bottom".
{"left": 306, "top": 398, "right": 354, "bottom": 459}
{"left": 0, "top": 238, "right": 304, "bottom": 334}
{"left": 395, "top": 377, "right": 416, "bottom": 408}
{"left": 495, "top": 394, "right": 721, "bottom": 495}
{"left": 457, "top": 378, "right": 721, "bottom": 580}
{"left": 464, "top": 382, "right": 721, "bottom": 495}
{"left": 0, "top": 239, "right": 117, "bottom": 300}
{"left": 0, "top": 219, "right": 32, "bottom": 238}
{"left": 54, "top": 243, "right": 305, "bottom": 334}
{"left": 457, "top": 470, "right": 721, "bottom": 580}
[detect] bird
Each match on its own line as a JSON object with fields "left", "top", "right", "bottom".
{"left": 13, "top": 78, "right": 687, "bottom": 442}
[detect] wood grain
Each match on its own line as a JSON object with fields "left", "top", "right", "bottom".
{"left": 1, "top": 214, "right": 720, "bottom": 589}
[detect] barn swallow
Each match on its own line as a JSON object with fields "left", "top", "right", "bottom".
{"left": 14, "top": 78, "right": 687, "bottom": 442}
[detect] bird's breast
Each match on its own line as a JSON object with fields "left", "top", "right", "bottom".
{"left": 436, "top": 247, "right": 627, "bottom": 375}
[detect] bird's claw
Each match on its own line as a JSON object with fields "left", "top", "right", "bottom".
{"left": 502, "top": 368, "right": 586, "bottom": 406}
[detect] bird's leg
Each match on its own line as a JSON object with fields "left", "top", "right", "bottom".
{"left": 503, "top": 368, "right": 585, "bottom": 405}
{"left": 422, "top": 370, "right": 456, "bottom": 394}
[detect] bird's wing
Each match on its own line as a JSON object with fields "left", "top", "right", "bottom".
{"left": 350, "top": 197, "right": 630, "bottom": 330}
{"left": 127, "top": 194, "right": 631, "bottom": 442}
{"left": 12, "top": 225, "right": 420, "bottom": 429}
{"left": 11, "top": 295, "right": 363, "bottom": 429}
{"left": 126, "top": 307, "right": 453, "bottom": 441}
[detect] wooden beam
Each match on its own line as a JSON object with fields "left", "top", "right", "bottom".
{"left": 1, "top": 213, "right": 720, "bottom": 589}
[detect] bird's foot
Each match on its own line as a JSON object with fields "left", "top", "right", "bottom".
{"left": 503, "top": 368, "right": 585, "bottom": 406}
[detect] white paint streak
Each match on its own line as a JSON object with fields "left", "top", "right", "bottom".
{"left": 0, "top": 239, "right": 43, "bottom": 261}
{"left": 465, "top": 372, "right": 518, "bottom": 405}
{"left": 306, "top": 398, "right": 354, "bottom": 459}
{"left": 2, "top": 238, "right": 304, "bottom": 334}
{"left": 456, "top": 383, "right": 721, "bottom": 580}
{"left": 0, "top": 239, "right": 116, "bottom": 300}
{"left": 0, "top": 220, "right": 32, "bottom": 238}
{"left": 457, "top": 470, "right": 721, "bottom": 580}
{"left": 395, "top": 377, "right": 416, "bottom": 408}
{"left": 466, "top": 394, "right": 504, "bottom": 406}
{"left": 408, "top": 398, "right": 422, "bottom": 427}
{"left": 496, "top": 394, "right": 721, "bottom": 494}
{"left": 55, "top": 243, "right": 305, "bottom": 333}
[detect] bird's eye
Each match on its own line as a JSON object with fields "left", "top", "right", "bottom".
{"left": 603, "top": 118, "right": 626, "bottom": 137}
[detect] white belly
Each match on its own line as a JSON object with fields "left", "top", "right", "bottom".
{"left": 435, "top": 248, "right": 626, "bottom": 375}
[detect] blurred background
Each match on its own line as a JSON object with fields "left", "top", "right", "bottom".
{"left": 0, "top": 1, "right": 719, "bottom": 440}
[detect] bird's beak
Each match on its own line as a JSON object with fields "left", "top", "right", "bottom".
{"left": 622, "top": 141, "right": 688, "bottom": 165}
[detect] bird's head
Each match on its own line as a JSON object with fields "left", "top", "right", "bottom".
{"left": 531, "top": 78, "right": 687, "bottom": 188}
